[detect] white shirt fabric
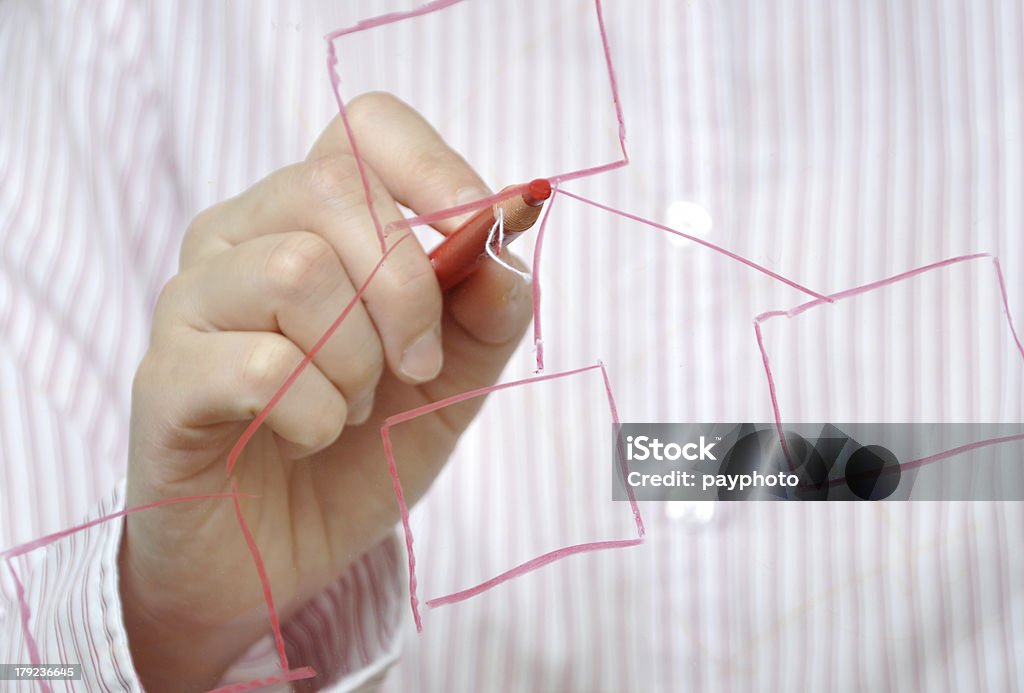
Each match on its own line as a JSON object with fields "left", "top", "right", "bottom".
{"left": 1, "top": 1, "right": 1022, "bottom": 691}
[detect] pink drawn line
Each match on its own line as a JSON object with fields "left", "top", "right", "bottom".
{"left": 546, "top": 159, "right": 630, "bottom": 186}
{"left": 753, "top": 320, "right": 795, "bottom": 471}
{"left": 754, "top": 252, "right": 995, "bottom": 323}
{"left": 991, "top": 257, "right": 1024, "bottom": 360}
{"left": 0, "top": 493, "right": 242, "bottom": 561}
{"left": 899, "top": 431, "right": 1024, "bottom": 474}
{"left": 323, "top": 0, "right": 465, "bottom": 41}
{"left": 386, "top": 185, "right": 532, "bottom": 234}
{"left": 558, "top": 189, "right": 832, "bottom": 302}
{"left": 543, "top": 0, "right": 630, "bottom": 185}
{"left": 226, "top": 234, "right": 411, "bottom": 477}
{"left": 426, "top": 539, "right": 643, "bottom": 608}
{"left": 324, "top": 0, "right": 629, "bottom": 246}
{"left": 820, "top": 432, "right": 1024, "bottom": 490}
{"left": 593, "top": 0, "right": 627, "bottom": 163}
{"left": 205, "top": 667, "right": 317, "bottom": 693}
{"left": 381, "top": 364, "right": 605, "bottom": 632}
{"left": 321, "top": 3, "right": 467, "bottom": 253}
{"left": 754, "top": 252, "right": 1024, "bottom": 475}
{"left": 2, "top": 493, "right": 243, "bottom": 693}
{"left": 230, "top": 477, "right": 289, "bottom": 674}
{"left": 380, "top": 362, "right": 644, "bottom": 631}
{"left": 325, "top": 40, "right": 388, "bottom": 253}
{"left": 531, "top": 186, "right": 559, "bottom": 372}
{"left": 6, "top": 560, "right": 50, "bottom": 693}
{"left": 599, "top": 361, "right": 645, "bottom": 537}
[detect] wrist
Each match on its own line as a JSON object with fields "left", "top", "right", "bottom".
{"left": 117, "top": 526, "right": 256, "bottom": 691}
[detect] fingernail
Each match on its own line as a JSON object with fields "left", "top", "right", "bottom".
{"left": 348, "top": 391, "right": 374, "bottom": 424}
{"left": 454, "top": 186, "right": 490, "bottom": 207}
{"left": 400, "top": 325, "right": 443, "bottom": 382}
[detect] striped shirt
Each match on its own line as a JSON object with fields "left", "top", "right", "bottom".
{"left": 1, "top": 1, "right": 1022, "bottom": 691}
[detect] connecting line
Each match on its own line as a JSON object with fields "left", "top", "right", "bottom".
{"left": 556, "top": 189, "right": 833, "bottom": 302}
{"left": 753, "top": 252, "right": 1024, "bottom": 478}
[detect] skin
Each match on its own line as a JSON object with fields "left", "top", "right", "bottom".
{"left": 120, "top": 92, "right": 533, "bottom": 691}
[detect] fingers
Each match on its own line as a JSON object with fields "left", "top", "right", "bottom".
{"left": 135, "top": 330, "right": 348, "bottom": 459}
{"left": 419, "top": 249, "right": 534, "bottom": 418}
{"left": 179, "top": 153, "right": 444, "bottom": 385}
{"left": 155, "top": 232, "right": 383, "bottom": 424}
{"left": 173, "top": 92, "right": 517, "bottom": 413}
{"left": 320, "top": 91, "right": 493, "bottom": 235}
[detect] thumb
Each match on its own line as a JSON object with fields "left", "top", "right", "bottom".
{"left": 419, "top": 250, "right": 533, "bottom": 426}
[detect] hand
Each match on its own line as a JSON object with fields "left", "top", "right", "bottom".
{"left": 119, "top": 93, "right": 533, "bottom": 691}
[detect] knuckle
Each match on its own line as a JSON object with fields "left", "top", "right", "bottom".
{"left": 407, "top": 146, "right": 466, "bottom": 185}
{"left": 309, "top": 404, "right": 346, "bottom": 449}
{"left": 263, "top": 232, "right": 339, "bottom": 297}
{"left": 348, "top": 339, "right": 385, "bottom": 391}
{"left": 346, "top": 91, "right": 405, "bottom": 130}
{"left": 180, "top": 204, "right": 223, "bottom": 265}
{"left": 375, "top": 260, "right": 442, "bottom": 329}
{"left": 237, "top": 336, "right": 296, "bottom": 406}
{"left": 347, "top": 91, "right": 403, "bottom": 123}
{"left": 296, "top": 154, "right": 362, "bottom": 209}
{"left": 131, "top": 351, "right": 162, "bottom": 401}
{"left": 150, "top": 273, "right": 191, "bottom": 330}
{"left": 132, "top": 346, "right": 183, "bottom": 416}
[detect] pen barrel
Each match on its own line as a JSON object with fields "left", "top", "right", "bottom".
{"left": 429, "top": 188, "right": 544, "bottom": 291}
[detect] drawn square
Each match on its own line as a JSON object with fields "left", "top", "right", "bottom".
{"left": 754, "top": 255, "right": 1024, "bottom": 492}
{"left": 380, "top": 362, "right": 644, "bottom": 630}
{"left": 325, "top": 0, "right": 628, "bottom": 230}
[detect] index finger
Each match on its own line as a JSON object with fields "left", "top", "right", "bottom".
{"left": 312, "top": 91, "right": 494, "bottom": 236}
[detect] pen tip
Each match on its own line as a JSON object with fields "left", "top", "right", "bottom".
{"left": 524, "top": 178, "right": 552, "bottom": 206}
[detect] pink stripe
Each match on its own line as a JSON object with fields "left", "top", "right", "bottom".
{"left": 360, "top": 552, "right": 388, "bottom": 651}
{"left": 348, "top": 560, "right": 370, "bottom": 667}
{"left": 992, "top": 502, "right": 1019, "bottom": 685}
{"left": 964, "top": 508, "right": 984, "bottom": 692}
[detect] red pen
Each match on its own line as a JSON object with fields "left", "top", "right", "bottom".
{"left": 429, "top": 178, "right": 551, "bottom": 291}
